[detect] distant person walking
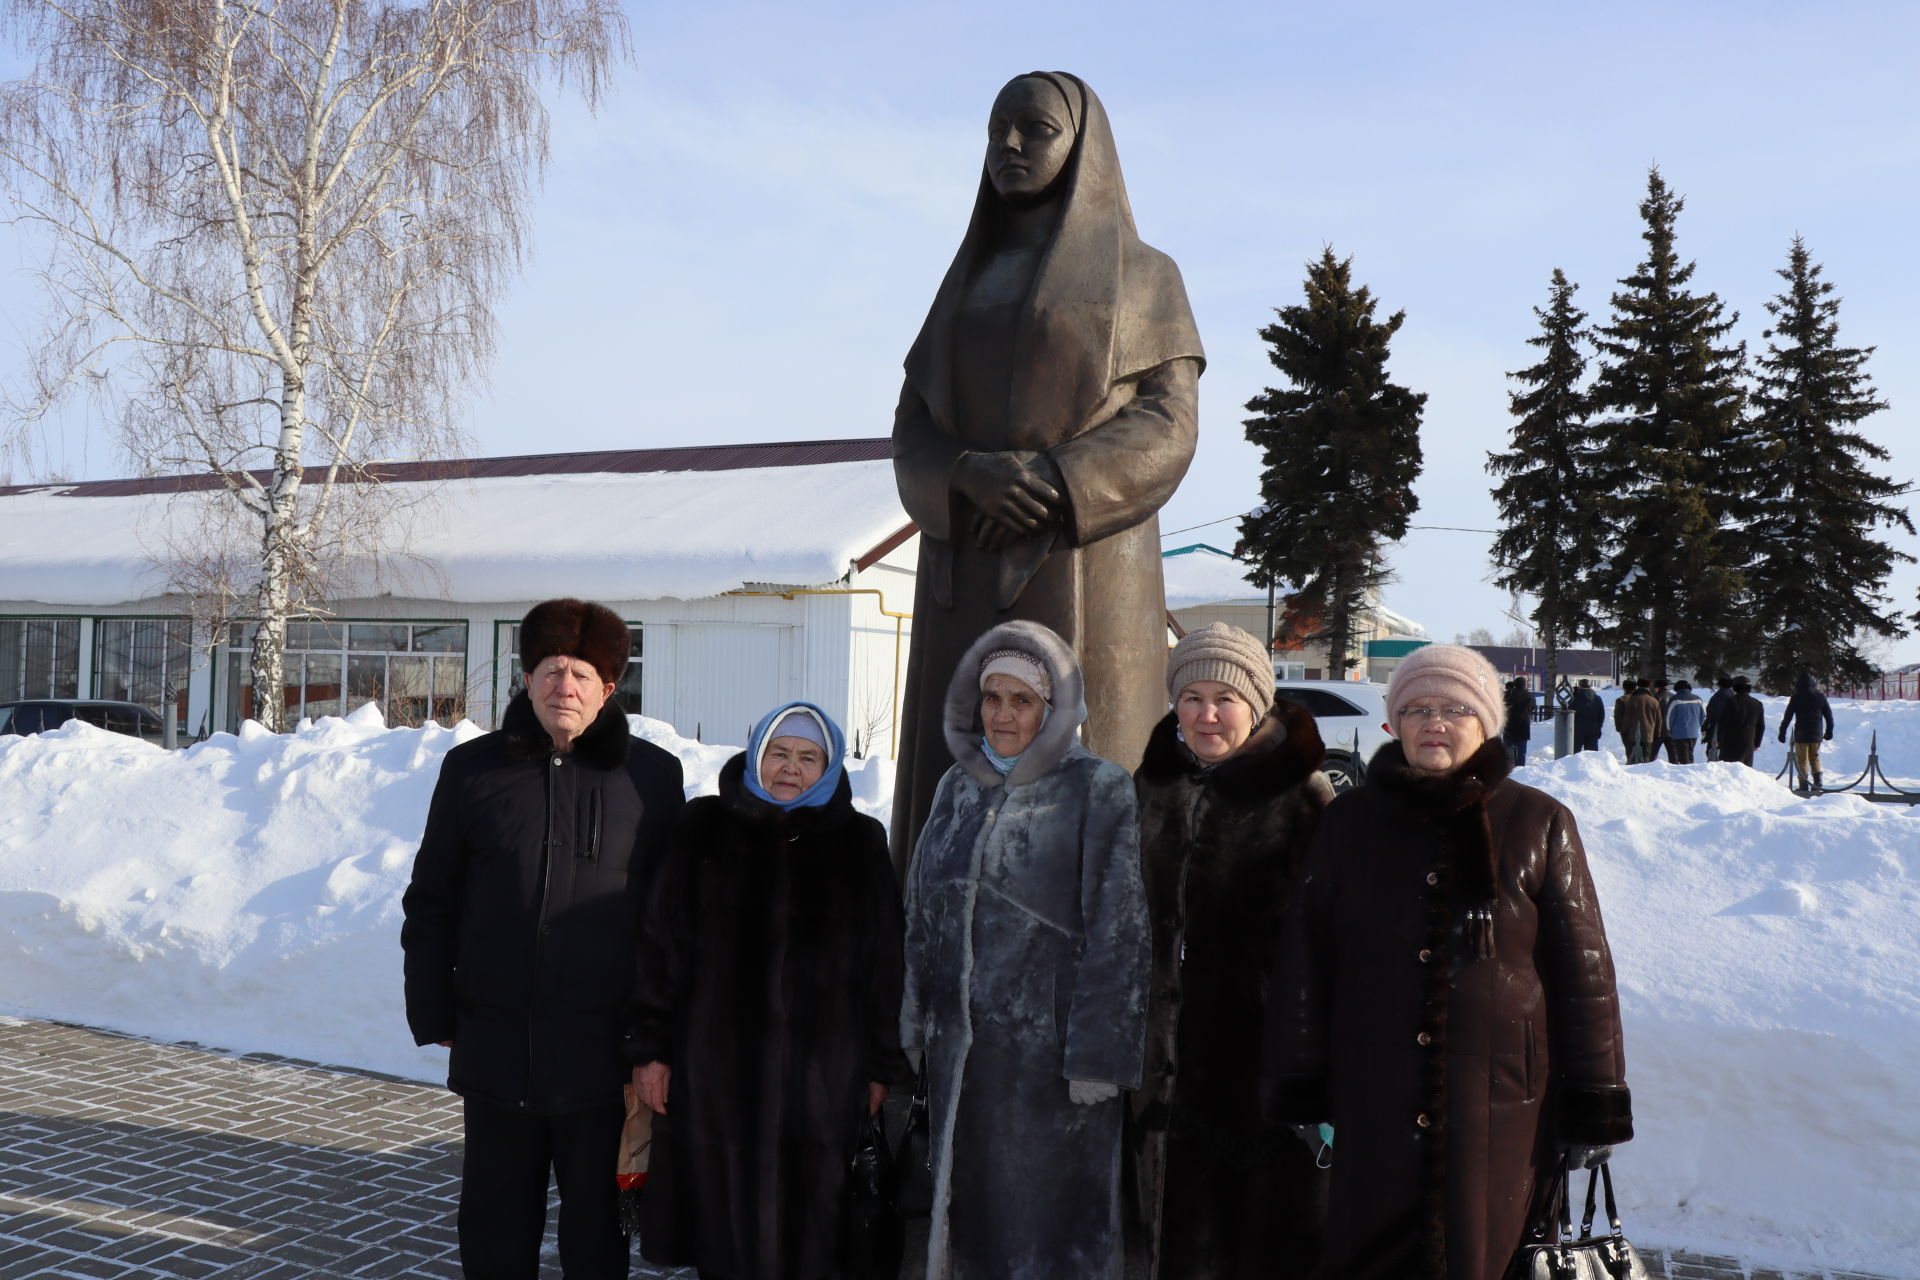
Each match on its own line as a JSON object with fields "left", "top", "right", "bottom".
{"left": 1778, "top": 673, "right": 1835, "bottom": 791}
{"left": 1571, "top": 680, "right": 1604, "bottom": 753}
{"left": 1652, "top": 680, "right": 1674, "bottom": 760}
{"left": 1716, "top": 677, "right": 1767, "bottom": 767}
{"left": 1615, "top": 680, "right": 1661, "bottom": 764}
{"left": 1665, "top": 681, "right": 1705, "bottom": 764}
{"left": 1502, "top": 677, "right": 1533, "bottom": 767}
{"left": 1701, "top": 676, "right": 1736, "bottom": 762}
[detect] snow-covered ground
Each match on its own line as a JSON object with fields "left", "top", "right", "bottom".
{"left": 2, "top": 701, "right": 1917, "bottom": 1274}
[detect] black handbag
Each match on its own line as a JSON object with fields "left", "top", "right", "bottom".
{"left": 894, "top": 1062, "right": 934, "bottom": 1219}
{"left": 1503, "top": 1159, "right": 1649, "bottom": 1280}
{"left": 839, "top": 1109, "right": 904, "bottom": 1280}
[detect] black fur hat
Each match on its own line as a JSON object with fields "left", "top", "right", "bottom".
{"left": 519, "top": 598, "right": 629, "bottom": 684}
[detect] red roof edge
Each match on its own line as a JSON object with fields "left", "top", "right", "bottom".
{"left": 0, "top": 437, "right": 893, "bottom": 499}
{"left": 853, "top": 523, "right": 918, "bottom": 574}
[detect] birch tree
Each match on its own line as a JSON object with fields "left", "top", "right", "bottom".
{"left": 0, "top": 0, "right": 625, "bottom": 728}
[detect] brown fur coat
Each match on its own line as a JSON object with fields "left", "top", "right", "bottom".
{"left": 1127, "top": 700, "right": 1333, "bottom": 1279}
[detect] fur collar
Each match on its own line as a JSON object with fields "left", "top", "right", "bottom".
{"left": 942, "top": 620, "right": 1088, "bottom": 789}
{"left": 1137, "top": 699, "right": 1326, "bottom": 803}
{"left": 1365, "top": 738, "right": 1511, "bottom": 815}
{"left": 714, "top": 752, "right": 857, "bottom": 835}
{"left": 500, "top": 690, "right": 632, "bottom": 769}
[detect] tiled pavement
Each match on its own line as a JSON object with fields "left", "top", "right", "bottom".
{"left": 0, "top": 1017, "right": 1901, "bottom": 1280}
{"left": 0, "top": 1017, "right": 687, "bottom": 1279}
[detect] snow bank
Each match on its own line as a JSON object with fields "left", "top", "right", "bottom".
{"left": 1518, "top": 752, "right": 1920, "bottom": 1273}
{"left": 0, "top": 708, "right": 892, "bottom": 1086}
{"left": 3, "top": 701, "right": 1918, "bottom": 1272}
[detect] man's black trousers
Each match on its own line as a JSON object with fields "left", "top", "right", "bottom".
{"left": 459, "top": 1095, "right": 628, "bottom": 1279}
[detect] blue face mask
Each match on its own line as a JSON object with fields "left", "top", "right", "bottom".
{"left": 980, "top": 735, "right": 1020, "bottom": 776}
{"left": 979, "top": 702, "right": 1050, "bottom": 776}
{"left": 742, "top": 701, "right": 846, "bottom": 811}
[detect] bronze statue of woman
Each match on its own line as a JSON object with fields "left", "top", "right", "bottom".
{"left": 891, "top": 71, "right": 1205, "bottom": 870}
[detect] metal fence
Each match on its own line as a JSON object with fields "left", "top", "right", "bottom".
{"left": 1775, "top": 731, "right": 1920, "bottom": 804}
{"left": 1835, "top": 672, "right": 1920, "bottom": 700}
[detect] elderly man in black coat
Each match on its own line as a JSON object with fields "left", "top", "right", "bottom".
{"left": 1715, "top": 677, "right": 1767, "bottom": 767}
{"left": 1570, "top": 680, "right": 1605, "bottom": 753}
{"left": 403, "top": 598, "right": 684, "bottom": 1279}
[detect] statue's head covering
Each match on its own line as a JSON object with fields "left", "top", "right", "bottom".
{"left": 903, "top": 72, "right": 1205, "bottom": 448}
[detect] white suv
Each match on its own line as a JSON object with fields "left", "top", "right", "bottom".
{"left": 1272, "top": 680, "right": 1394, "bottom": 793}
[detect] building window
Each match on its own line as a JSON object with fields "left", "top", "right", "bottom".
{"left": 498, "top": 621, "right": 643, "bottom": 717}
{"left": 0, "top": 618, "right": 80, "bottom": 701}
{"left": 226, "top": 620, "right": 469, "bottom": 731}
{"left": 94, "top": 618, "right": 192, "bottom": 732}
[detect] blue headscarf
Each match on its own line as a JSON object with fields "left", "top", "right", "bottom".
{"left": 741, "top": 700, "right": 847, "bottom": 811}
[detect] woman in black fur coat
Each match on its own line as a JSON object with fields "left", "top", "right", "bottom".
{"left": 1127, "top": 623, "right": 1334, "bottom": 1279}
{"left": 1266, "top": 644, "right": 1633, "bottom": 1280}
{"left": 631, "top": 702, "right": 912, "bottom": 1280}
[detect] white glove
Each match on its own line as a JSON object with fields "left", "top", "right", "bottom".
{"left": 1068, "top": 1080, "right": 1119, "bottom": 1106}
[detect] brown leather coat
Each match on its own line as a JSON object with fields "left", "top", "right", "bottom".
{"left": 1128, "top": 701, "right": 1333, "bottom": 1279}
{"left": 1265, "top": 741, "right": 1632, "bottom": 1280}
{"left": 1613, "top": 690, "right": 1661, "bottom": 745}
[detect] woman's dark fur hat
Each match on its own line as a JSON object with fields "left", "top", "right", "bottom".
{"left": 519, "top": 598, "right": 629, "bottom": 684}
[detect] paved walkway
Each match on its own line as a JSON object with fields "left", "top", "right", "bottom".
{"left": 0, "top": 1018, "right": 1899, "bottom": 1280}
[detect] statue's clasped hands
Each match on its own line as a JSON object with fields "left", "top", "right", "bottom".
{"left": 957, "top": 449, "right": 1064, "bottom": 551}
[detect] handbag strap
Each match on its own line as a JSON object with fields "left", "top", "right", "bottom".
{"left": 1601, "top": 1162, "right": 1624, "bottom": 1235}
{"left": 1523, "top": 1153, "right": 1574, "bottom": 1243}
{"left": 1579, "top": 1165, "right": 1600, "bottom": 1241}
{"left": 1557, "top": 1158, "right": 1575, "bottom": 1241}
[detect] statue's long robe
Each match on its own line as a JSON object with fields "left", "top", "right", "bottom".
{"left": 889, "top": 71, "right": 1204, "bottom": 872}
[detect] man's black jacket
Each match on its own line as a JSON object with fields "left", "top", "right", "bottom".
{"left": 402, "top": 692, "right": 684, "bottom": 1113}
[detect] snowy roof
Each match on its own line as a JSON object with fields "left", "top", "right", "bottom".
{"left": 1161, "top": 543, "right": 1267, "bottom": 609}
{"left": 1159, "top": 543, "right": 1428, "bottom": 638}
{"left": 0, "top": 440, "right": 915, "bottom": 606}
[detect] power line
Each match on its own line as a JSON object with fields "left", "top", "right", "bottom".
{"left": 1160, "top": 515, "right": 1498, "bottom": 540}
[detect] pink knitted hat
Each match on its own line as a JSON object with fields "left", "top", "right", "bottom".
{"left": 1385, "top": 644, "right": 1506, "bottom": 739}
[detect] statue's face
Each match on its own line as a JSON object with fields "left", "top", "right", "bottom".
{"left": 986, "top": 77, "right": 1073, "bottom": 204}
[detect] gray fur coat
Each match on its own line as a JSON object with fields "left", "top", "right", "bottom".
{"left": 901, "top": 620, "right": 1151, "bottom": 1280}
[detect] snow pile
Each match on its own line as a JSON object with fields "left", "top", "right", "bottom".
{"left": 2, "top": 702, "right": 1919, "bottom": 1272}
{"left": 1515, "top": 751, "right": 1920, "bottom": 1274}
{"left": 0, "top": 707, "right": 894, "bottom": 1086}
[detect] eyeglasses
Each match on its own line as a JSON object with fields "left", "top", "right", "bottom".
{"left": 1397, "top": 705, "right": 1478, "bottom": 723}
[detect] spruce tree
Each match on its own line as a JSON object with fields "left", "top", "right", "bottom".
{"left": 1237, "top": 248, "right": 1427, "bottom": 676}
{"left": 1745, "top": 237, "right": 1913, "bottom": 691}
{"left": 1488, "top": 269, "right": 1607, "bottom": 687}
{"left": 1586, "top": 168, "right": 1750, "bottom": 681}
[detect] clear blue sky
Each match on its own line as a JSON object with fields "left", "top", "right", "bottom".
{"left": 6, "top": 1, "right": 1918, "bottom": 665}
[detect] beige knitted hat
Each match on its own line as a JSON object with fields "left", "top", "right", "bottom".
{"left": 1384, "top": 643, "right": 1506, "bottom": 739}
{"left": 1166, "top": 623, "right": 1275, "bottom": 719}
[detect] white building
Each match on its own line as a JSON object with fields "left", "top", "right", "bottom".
{"left": 0, "top": 439, "right": 917, "bottom": 755}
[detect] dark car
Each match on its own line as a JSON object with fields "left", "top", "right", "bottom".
{"left": 0, "top": 699, "right": 170, "bottom": 745}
